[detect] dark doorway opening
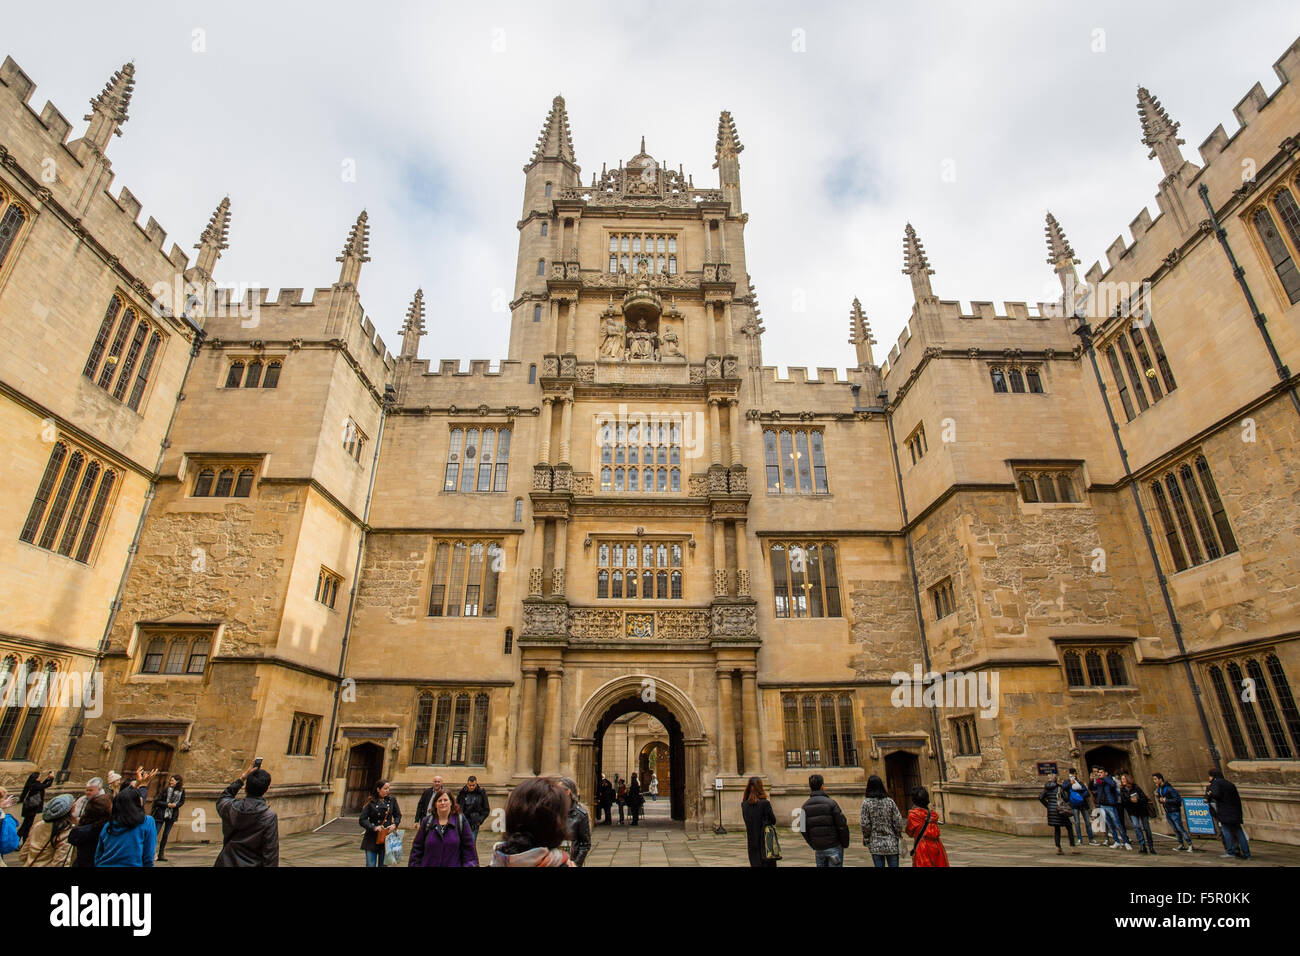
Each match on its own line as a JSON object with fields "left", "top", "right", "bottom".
{"left": 121, "top": 739, "right": 174, "bottom": 808}
{"left": 1084, "top": 744, "right": 1132, "bottom": 780}
{"left": 343, "top": 742, "right": 384, "bottom": 813}
{"left": 594, "top": 697, "right": 685, "bottom": 822}
{"left": 884, "top": 750, "right": 921, "bottom": 812}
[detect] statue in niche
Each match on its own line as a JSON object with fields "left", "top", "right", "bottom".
{"left": 599, "top": 313, "right": 626, "bottom": 360}
{"left": 659, "top": 322, "right": 682, "bottom": 358}
{"left": 628, "top": 318, "right": 656, "bottom": 360}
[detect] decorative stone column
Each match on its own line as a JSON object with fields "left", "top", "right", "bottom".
{"left": 716, "top": 668, "right": 737, "bottom": 776}
{"left": 704, "top": 300, "right": 716, "bottom": 356}
{"left": 553, "top": 517, "right": 568, "bottom": 596}
{"left": 516, "top": 668, "right": 540, "bottom": 775}
{"left": 559, "top": 396, "right": 573, "bottom": 464}
{"left": 728, "top": 400, "right": 741, "bottom": 466}
{"left": 529, "top": 518, "right": 546, "bottom": 596}
{"left": 713, "top": 519, "right": 728, "bottom": 597}
{"left": 734, "top": 517, "right": 750, "bottom": 596}
{"left": 565, "top": 299, "right": 577, "bottom": 354}
{"left": 740, "top": 668, "right": 761, "bottom": 775}
{"left": 541, "top": 668, "right": 564, "bottom": 773}
{"left": 709, "top": 399, "right": 722, "bottom": 466}
{"left": 538, "top": 397, "right": 554, "bottom": 465}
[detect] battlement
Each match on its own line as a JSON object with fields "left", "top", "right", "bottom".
{"left": 415, "top": 359, "right": 520, "bottom": 378}
{"left": 1082, "top": 35, "right": 1300, "bottom": 293}
{"left": 760, "top": 365, "right": 857, "bottom": 385}
{"left": 0, "top": 54, "right": 195, "bottom": 283}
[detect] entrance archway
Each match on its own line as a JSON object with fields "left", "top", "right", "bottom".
{"left": 884, "top": 750, "right": 921, "bottom": 812}
{"left": 1084, "top": 744, "right": 1132, "bottom": 779}
{"left": 343, "top": 743, "right": 384, "bottom": 813}
{"left": 640, "top": 739, "right": 670, "bottom": 798}
{"left": 572, "top": 675, "right": 708, "bottom": 826}
{"left": 121, "top": 740, "right": 174, "bottom": 807}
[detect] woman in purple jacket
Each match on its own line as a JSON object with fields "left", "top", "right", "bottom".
{"left": 408, "top": 788, "right": 478, "bottom": 867}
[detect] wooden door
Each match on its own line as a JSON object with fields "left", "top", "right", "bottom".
{"left": 884, "top": 751, "right": 921, "bottom": 812}
{"left": 121, "top": 740, "right": 174, "bottom": 808}
{"left": 344, "top": 743, "right": 383, "bottom": 813}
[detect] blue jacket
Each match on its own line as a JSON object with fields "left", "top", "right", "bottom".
{"left": 1091, "top": 775, "right": 1120, "bottom": 807}
{"left": 1155, "top": 782, "right": 1182, "bottom": 812}
{"left": 95, "top": 815, "right": 157, "bottom": 867}
{"left": 0, "top": 811, "right": 19, "bottom": 857}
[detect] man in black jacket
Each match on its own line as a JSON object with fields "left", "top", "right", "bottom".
{"left": 214, "top": 763, "right": 279, "bottom": 867}
{"left": 17, "top": 769, "right": 54, "bottom": 843}
{"left": 456, "top": 776, "right": 491, "bottom": 837}
{"left": 800, "top": 774, "right": 850, "bottom": 866}
{"left": 414, "top": 774, "right": 444, "bottom": 824}
{"left": 1206, "top": 769, "right": 1250, "bottom": 860}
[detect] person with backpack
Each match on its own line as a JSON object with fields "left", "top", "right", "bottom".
{"left": 800, "top": 773, "right": 850, "bottom": 866}
{"left": 1040, "top": 771, "right": 1078, "bottom": 855}
{"left": 1064, "top": 768, "right": 1096, "bottom": 845}
{"left": 22, "top": 792, "right": 75, "bottom": 866}
{"left": 456, "top": 776, "right": 491, "bottom": 839}
{"left": 1089, "top": 767, "right": 1131, "bottom": 850}
{"left": 1206, "top": 769, "right": 1250, "bottom": 860}
{"left": 741, "top": 775, "right": 778, "bottom": 868}
{"left": 906, "top": 787, "right": 949, "bottom": 866}
{"left": 1152, "top": 773, "right": 1193, "bottom": 852}
{"left": 408, "top": 788, "right": 477, "bottom": 867}
{"left": 359, "top": 778, "right": 402, "bottom": 867}
{"left": 1119, "top": 773, "right": 1156, "bottom": 855}
{"left": 17, "top": 769, "right": 53, "bottom": 843}
{"left": 860, "top": 774, "right": 905, "bottom": 867}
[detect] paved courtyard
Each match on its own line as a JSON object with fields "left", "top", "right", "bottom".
{"left": 158, "top": 799, "right": 1300, "bottom": 867}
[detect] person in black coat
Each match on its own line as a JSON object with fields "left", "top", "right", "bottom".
{"left": 359, "top": 779, "right": 402, "bottom": 867}
{"left": 151, "top": 775, "right": 186, "bottom": 861}
{"left": 214, "top": 764, "right": 279, "bottom": 867}
{"left": 741, "top": 775, "right": 777, "bottom": 868}
{"left": 456, "top": 776, "right": 491, "bottom": 836}
{"left": 1039, "top": 772, "right": 1077, "bottom": 854}
{"left": 1119, "top": 774, "right": 1155, "bottom": 855}
{"left": 67, "top": 792, "right": 113, "bottom": 867}
{"left": 17, "top": 770, "right": 54, "bottom": 843}
{"left": 414, "top": 774, "right": 444, "bottom": 825}
{"left": 1206, "top": 769, "right": 1250, "bottom": 860}
{"left": 799, "top": 774, "right": 850, "bottom": 866}
{"left": 596, "top": 775, "right": 614, "bottom": 825}
{"left": 628, "top": 774, "right": 644, "bottom": 826}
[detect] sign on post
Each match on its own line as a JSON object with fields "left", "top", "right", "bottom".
{"left": 1182, "top": 797, "right": 1217, "bottom": 836}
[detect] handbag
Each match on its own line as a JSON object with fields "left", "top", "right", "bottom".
{"left": 762, "top": 823, "right": 782, "bottom": 861}
{"left": 1057, "top": 786, "right": 1073, "bottom": 817}
{"left": 383, "top": 828, "right": 403, "bottom": 866}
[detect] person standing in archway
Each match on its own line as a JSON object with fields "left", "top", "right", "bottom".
{"left": 596, "top": 775, "right": 614, "bottom": 825}
{"left": 615, "top": 777, "right": 628, "bottom": 825}
{"left": 648, "top": 772, "right": 659, "bottom": 802}
{"left": 628, "top": 774, "right": 643, "bottom": 826}
{"left": 741, "top": 776, "right": 777, "bottom": 868}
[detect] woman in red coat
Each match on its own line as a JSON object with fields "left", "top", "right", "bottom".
{"left": 906, "top": 787, "right": 949, "bottom": 867}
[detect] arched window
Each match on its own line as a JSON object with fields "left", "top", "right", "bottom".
{"left": 600, "top": 467, "right": 612, "bottom": 492}
{"left": 540, "top": 221, "right": 548, "bottom": 237}
{"left": 494, "top": 428, "right": 512, "bottom": 492}
{"left": 8, "top": 660, "right": 54, "bottom": 760}
{"left": 75, "top": 469, "right": 115, "bottom": 564}
{"left": 0, "top": 201, "right": 27, "bottom": 270}
{"left": 186, "top": 636, "right": 210, "bottom": 674}
{"left": 597, "top": 570, "right": 609, "bottom": 598}
{"left": 163, "top": 639, "right": 188, "bottom": 674}
{"left": 214, "top": 469, "right": 235, "bottom": 497}
{"left": 1106, "top": 651, "right": 1127, "bottom": 686}
{"left": 668, "top": 256, "right": 677, "bottom": 274}
{"left": 1253, "top": 206, "right": 1300, "bottom": 303}
{"left": 1227, "top": 661, "right": 1268, "bottom": 757}
{"left": 1018, "top": 474, "right": 1038, "bottom": 503}
{"left": 233, "top": 469, "right": 255, "bottom": 497}
{"left": 38, "top": 451, "right": 84, "bottom": 551}
{"left": 1085, "top": 650, "right": 1106, "bottom": 686}
{"left": 412, "top": 693, "right": 434, "bottom": 763}
{"left": 1057, "top": 474, "right": 1076, "bottom": 503}
{"left": 1008, "top": 368, "right": 1026, "bottom": 393}
{"left": 428, "top": 543, "right": 450, "bottom": 616}
{"left": 1208, "top": 665, "right": 1248, "bottom": 760}
{"left": 1246, "top": 658, "right": 1291, "bottom": 758}
{"left": 670, "top": 468, "right": 681, "bottom": 492}
{"left": 262, "top": 361, "right": 282, "bottom": 388}
{"left": 670, "top": 569, "right": 682, "bottom": 599}
{"left": 1265, "top": 654, "right": 1300, "bottom": 753}
{"left": 194, "top": 469, "right": 214, "bottom": 497}
{"left": 244, "top": 360, "right": 263, "bottom": 388}
{"left": 84, "top": 297, "right": 124, "bottom": 380}
{"left": 611, "top": 570, "right": 623, "bottom": 599}
{"left": 126, "top": 332, "right": 162, "bottom": 411}
{"left": 514, "top": 498, "right": 523, "bottom": 522}
{"left": 628, "top": 467, "right": 639, "bottom": 492}
{"left": 57, "top": 460, "right": 100, "bottom": 556}
{"left": 537, "top": 258, "right": 545, "bottom": 276}
{"left": 656, "top": 468, "right": 667, "bottom": 492}
{"left": 533, "top": 304, "right": 542, "bottom": 323}
{"left": 1026, "top": 368, "right": 1043, "bottom": 393}
{"left": 470, "top": 693, "right": 490, "bottom": 764}
{"left": 142, "top": 639, "right": 166, "bottom": 674}
{"left": 445, "top": 429, "right": 463, "bottom": 491}
{"left": 98, "top": 308, "right": 136, "bottom": 390}
{"left": 1037, "top": 474, "right": 1058, "bottom": 503}
{"left": 1064, "top": 651, "right": 1085, "bottom": 687}
{"left": 528, "top": 364, "right": 536, "bottom": 384}
{"left": 225, "top": 361, "right": 244, "bottom": 388}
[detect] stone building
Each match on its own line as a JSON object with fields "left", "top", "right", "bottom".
{"left": 1, "top": 37, "right": 1298, "bottom": 847}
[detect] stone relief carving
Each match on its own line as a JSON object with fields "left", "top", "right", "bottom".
{"left": 711, "top": 603, "right": 758, "bottom": 639}
{"left": 657, "top": 609, "right": 710, "bottom": 640}
{"left": 569, "top": 608, "right": 622, "bottom": 639}
{"left": 522, "top": 600, "right": 565, "bottom": 634}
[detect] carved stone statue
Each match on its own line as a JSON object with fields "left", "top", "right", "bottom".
{"left": 628, "top": 318, "right": 655, "bottom": 360}
{"left": 599, "top": 313, "right": 625, "bottom": 359}
{"left": 659, "top": 322, "right": 682, "bottom": 358}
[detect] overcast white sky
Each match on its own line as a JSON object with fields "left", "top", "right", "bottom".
{"left": 7, "top": 1, "right": 1299, "bottom": 373}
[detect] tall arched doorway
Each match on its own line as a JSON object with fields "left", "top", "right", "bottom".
{"left": 594, "top": 698, "right": 685, "bottom": 821}
{"left": 121, "top": 739, "right": 174, "bottom": 807}
{"left": 343, "top": 742, "right": 384, "bottom": 813}
{"left": 640, "top": 739, "right": 670, "bottom": 799}
{"left": 1084, "top": 744, "right": 1132, "bottom": 779}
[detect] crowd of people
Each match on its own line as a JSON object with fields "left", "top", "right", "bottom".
{"left": 1036, "top": 766, "right": 1251, "bottom": 860}
{"left": 0, "top": 760, "right": 1257, "bottom": 867}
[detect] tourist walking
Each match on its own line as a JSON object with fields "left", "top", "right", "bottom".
{"left": 414, "top": 774, "right": 444, "bottom": 825}
{"left": 860, "top": 774, "right": 905, "bottom": 867}
{"left": 408, "top": 788, "right": 476, "bottom": 867}
{"left": 1040, "top": 772, "right": 1078, "bottom": 855}
{"left": 597, "top": 774, "right": 614, "bottom": 825}
{"left": 1206, "top": 769, "right": 1251, "bottom": 860}
{"left": 560, "top": 777, "right": 592, "bottom": 866}
{"left": 151, "top": 774, "right": 185, "bottom": 861}
{"left": 67, "top": 791, "right": 113, "bottom": 868}
{"left": 800, "top": 773, "right": 850, "bottom": 866}
{"left": 1152, "top": 773, "right": 1193, "bottom": 852}
{"left": 1090, "top": 767, "right": 1131, "bottom": 849}
{"left": 1064, "top": 768, "right": 1096, "bottom": 845}
{"left": 1119, "top": 773, "right": 1156, "bottom": 855}
{"left": 23, "top": 792, "right": 75, "bottom": 867}
{"left": 741, "top": 775, "right": 778, "bottom": 868}
{"left": 649, "top": 772, "right": 659, "bottom": 802}
{"left": 94, "top": 786, "right": 157, "bottom": 867}
{"left": 214, "top": 763, "right": 279, "bottom": 867}
{"left": 628, "top": 774, "right": 644, "bottom": 826}
{"left": 359, "top": 779, "right": 402, "bottom": 867}
{"left": 456, "top": 776, "right": 491, "bottom": 838}
{"left": 615, "top": 776, "right": 628, "bottom": 825}
{"left": 490, "top": 776, "right": 575, "bottom": 866}
{"left": 906, "top": 787, "right": 949, "bottom": 867}
{"left": 17, "top": 769, "right": 53, "bottom": 843}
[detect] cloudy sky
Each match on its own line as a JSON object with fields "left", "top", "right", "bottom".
{"left": 7, "top": 1, "right": 1299, "bottom": 373}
